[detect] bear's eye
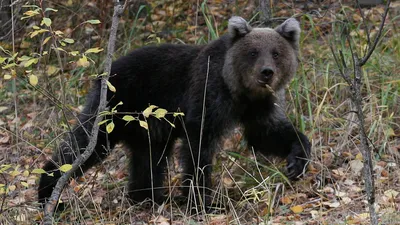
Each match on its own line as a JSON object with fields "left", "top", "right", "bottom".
{"left": 249, "top": 51, "right": 258, "bottom": 58}
{"left": 272, "top": 52, "right": 279, "bottom": 59}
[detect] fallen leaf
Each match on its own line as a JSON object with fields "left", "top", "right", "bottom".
{"left": 349, "top": 159, "right": 363, "bottom": 175}
{"left": 290, "top": 205, "right": 303, "bottom": 214}
{"left": 281, "top": 196, "right": 292, "bottom": 204}
{"left": 384, "top": 189, "right": 399, "bottom": 199}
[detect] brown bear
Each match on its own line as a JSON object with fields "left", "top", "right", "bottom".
{"left": 38, "top": 16, "right": 310, "bottom": 209}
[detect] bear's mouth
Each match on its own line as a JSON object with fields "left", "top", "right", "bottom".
{"left": 257, "top": 79, "right": 271, "bottom": 87}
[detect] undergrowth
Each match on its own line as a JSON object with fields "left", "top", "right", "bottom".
{"left": 0, "top": 0, "right": 399, "bottom": 224}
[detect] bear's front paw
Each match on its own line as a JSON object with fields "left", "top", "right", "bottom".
{"left": 286, "top": 138, "right": 311, "bottom": 180}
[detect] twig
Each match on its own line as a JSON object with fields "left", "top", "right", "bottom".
{"left": 359, "top": 0, "right": 390, "bottom": 66}
{"left": 42, "top": 1, "right": 125, "bottom": 224}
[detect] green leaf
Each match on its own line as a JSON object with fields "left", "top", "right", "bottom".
{"left": 85, "top": 47, "right": 103, "bottom": 54}
{"left": 86, "top": 19, "right": 101, "bottom": 24}
{"left": 2, "top": 63, "right": 16, "bottom": 69}
{"left": 139, "top": 120, "right": 148, "bottom": 130}
{"left": 17, "top": 55, "right": 31, "bottom": 61}
{"left": 41, "top": 17, "right": 52, "bottom": 27}
{"left": 143, "top": 105, "right": 158, "bottom": 118}
{"left": 23, "top": 58, "right": 38, "bottom": 67}
{"left": 69, "top": 51, "right": 79, "bottom": 56}
{"left": 111, "top": 101, "right": 123, "bottom": 112}
{"left": 122, "top": 115, "right": 136, "bottom": 122}
{"left": 59, "top": 164, "right": 72, "bottom": 173}
{"left": 0, "top": 57, "right": 6, "bottom": 63}
{"left": 22, "top": 5, "right": 41, "bottom": 9}
{"left": 163, "top": 118, "right": 175, "bottom": 128}
{"left": 31, "top": 168, "right": 47, "bottom": 174}
{"left": 106, "top": 122, "right": 115, "bottom": 133}
{"left": 44, "top": 7, "right": 58, "bottom": 12}
{"left": 63, "top": 38, "right": 74, "bottom": 44}
{"left": 55, "top": 47, "right": 67, "bottom": 53}
{"left": 107, "top": 80, "right": 116, "bottom": 92}
{"left": 154, "top": 108, "right": 168, "bottom": 119}
{"left": 98, "top": 119, "right": 110, "bottom": 126}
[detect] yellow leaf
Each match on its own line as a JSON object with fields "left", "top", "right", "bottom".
{"left": 30, "top": 29, "right": 48, "bottom": 38}
{"left": 290, "top": 205, "right": 303, "bottom": 214}
{"left": 384, "top": 189, "right": 399, "bottom": 199}
{"left": 46, "top": 65, "right": 59, "bottom": 76}
{"left": 54, "top": 30, "right": 64, "bottom": 36}
{"left": 20, "top": 182, "right": 29, "bottom": 188}
{"left": 281, "top": 196, "right": 292, "bottom": 204}
{"left": 59, "top": 164, "right": 72, "bottom": 173}
{"left": 139, "top": 120, "right": 148, "bottom": 130}
{"left": 122, "top": 115, "right": 136, "bottom": 122}
{"left": 106, "top": 80, "right": 116, "bottom": 92}
{"left": 29, "top": 74, "right": 38, "bottom": 86}
{"left": 4, "top": 74, "right": 12, "bottom": 80}
{"left": 22, "top": 170, "right": 29, "bottom": 177}
{"left": 9, "top": 170, "right": 20, "bottom": 177}
{"left": 23, "top": 10, "right": 40, "bottom": 17}
{"left": 77, "top": 55, "right": 90, "bottom": 67}
{"left": 143, "top": 105, "right": 158, "bottom": 118}
{"left": 8, "top": 185, "right": 16, "bottom": 192}
{"left": 173, "top": 112, "right": 185, "bottom": 117}
{"left": 106, "top": 122, "right": 115, "bottom": 133}
{"left": 43, "top": 36, "right": 51, "bottom": 46}
{"left": 154, "top": 108, "right": 167, "bottom": 119}
{"left": 85, "top": 47, "right": 103, "bottom": 54}
{"left": 31, "top": 168, "right": 47, "bottom": 174}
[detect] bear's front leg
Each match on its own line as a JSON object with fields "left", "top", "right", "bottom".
{"left": 285, "top": 131, "right": 311, "bottom": 179}
{"left": 244, "top": 115, "right": 311, "bottom": 179}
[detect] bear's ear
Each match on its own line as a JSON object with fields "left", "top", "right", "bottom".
{"left": 228, "top": 16, "right": 252, "bottom": 39}
{"left": 275, "top": 18, "right": 301, "bottom": 49}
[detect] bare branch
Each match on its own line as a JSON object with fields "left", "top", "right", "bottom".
{"left": 356, "top": 0, "right": 371, "bottom": 47}
{"left": 42, "top": 1, "right": 125, "bottom": 224}
{"left": 359, "top": 0, "right": 391, "bottom": 66}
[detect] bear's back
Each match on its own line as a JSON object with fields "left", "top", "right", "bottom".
{"left": 108, "top": 44, "right": 204, "bottom": 111}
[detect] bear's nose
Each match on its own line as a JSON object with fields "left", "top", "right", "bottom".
{"left": 261, "top": 67, "right": 274, "bottom": 79}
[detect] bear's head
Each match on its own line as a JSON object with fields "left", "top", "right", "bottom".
{"left": 223, "top": 16, "right": 300, "bottom": 101}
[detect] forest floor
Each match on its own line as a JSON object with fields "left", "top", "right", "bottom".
{"left": 0, "top": 0, "right": 400, "bottom": 224}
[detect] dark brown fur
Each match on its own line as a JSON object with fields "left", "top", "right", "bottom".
{"left": 38, "top": 17, "right": 310, "bottom": 210}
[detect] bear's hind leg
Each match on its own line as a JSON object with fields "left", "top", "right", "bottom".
{"left": 38, "top": 115, "right": 118, "bottom": 206}
{"left": 127, "top": 140, "right": 173, "bottom": 204}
